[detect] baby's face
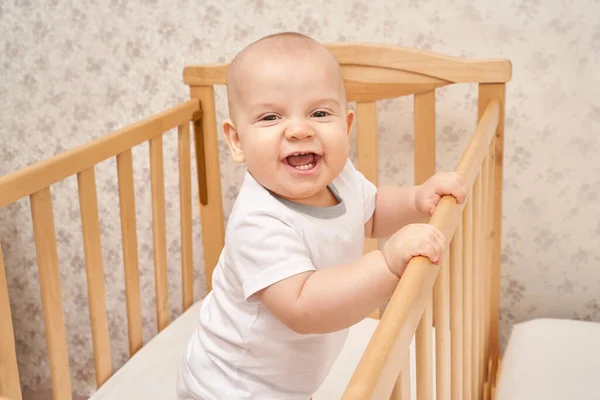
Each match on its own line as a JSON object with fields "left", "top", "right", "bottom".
{"left": 225, "top": 50, "right": 353, "bottom": 206}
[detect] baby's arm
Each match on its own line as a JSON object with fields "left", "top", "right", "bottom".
{"left": 256, "top": 223, "right": 444, "bottom": 334}
{"left": 368, "top": 185, "right": 423, "bottom": 238}
{"left": 368, "top": 172, "right": 468, "bottom": 239}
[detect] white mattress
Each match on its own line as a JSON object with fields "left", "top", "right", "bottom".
{"left": 495, "top": 318, "right": 600, "bottom": 400}
{"left": 89, "top": 300, "right": 600, "bottom": 400}
{"left": 90, "top": 300, "right": 428, "bottom": 399}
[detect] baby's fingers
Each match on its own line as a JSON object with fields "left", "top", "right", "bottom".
{"left": 424, "top": 226, "right": 445, "bottom": 264}
{"left": 413, "top": 237, "right": 441, "bottom": 265}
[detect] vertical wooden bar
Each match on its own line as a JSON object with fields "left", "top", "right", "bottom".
{"left": 486, "top": 142, "right": 495, "bottom": 364}
{"left": 356, "top": 101, "right": 380, "bottom": 319}
{"left": 472, "top": 174, "right": 481, "bottom": 400}
{"left": 415, "top": 89, "right": 436, "bottom": 400}
{"left": 450, "top": 221, "right": 463, "bottom": 400}
{"left": 480, "top": 156, "right": 489, "bottom": 393}
{"left": 150, "top": 135, "right": 169, "bottom": 332}
{"left": 77, "top": 167, "right": 112, "bottom": 386}
{"left": 178, "top": 123, "right": 194, "bottom": 311}
{"left": 117, "top": 149, "right": 143, "bottom": 355}
{"left": 414, "top": 90, "right": 436, "bottom": 187}
{"left": 416, "top": 305, "right": 433, "bottom": 400}
{"left": 481, "top": 152, "right": 491, "bottom": 388}
{"left": 435, "top": 250, "right": 450, "bottom": 400}
{"left": 390, "top": 348, "right": 411, "bottom": 400}
{"left": 478, "top": 84, "right": 506, "bottom": 383}
{"left": 484, "top": 144, "right": 495, "bottom": 398}
{"left": 30, "top": 188, "right": 72, "bottom": 399}
{"left": 462, "top": 199, "right": 473, "bottom": 400}
{"left": 189, "top": 87, "right": 225, "bottom": 293}
{"left": 0, "top": 244, "right": 23, "bottom": 400}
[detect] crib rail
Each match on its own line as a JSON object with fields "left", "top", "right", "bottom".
{"left": 342, "top": 97, "right": 502, "bottom": 400}
{"left": 0, "top": 100, "right": 199, "bottom": 209}
{"left": 0, "top": 100, "right": 202, "bottom": 398}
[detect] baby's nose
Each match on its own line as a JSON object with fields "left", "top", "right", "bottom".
{"left": 285, "top": 122, "right": 315, "bottom": 140}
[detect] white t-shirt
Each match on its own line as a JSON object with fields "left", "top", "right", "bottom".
{"left": 178, "top": 159, "right": 377, "bottom": 400}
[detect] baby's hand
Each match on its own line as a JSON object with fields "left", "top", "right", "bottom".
{"left": 415, "top": 172, "right": 468, "bottom": 216}
{"left": 382, "top": 223, "right": 446, "bottom": 277}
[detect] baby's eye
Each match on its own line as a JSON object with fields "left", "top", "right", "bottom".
{"left": 312, "top": 110, "right": 329, "bottom": 118}
{"left": 261, "top": 114, "right": 278, "bottom": 121}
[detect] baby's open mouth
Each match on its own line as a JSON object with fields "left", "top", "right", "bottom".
{"left": 285, "top": 152, "right": 321, "bottom": 170}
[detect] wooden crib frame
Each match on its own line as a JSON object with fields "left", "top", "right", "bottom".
{"left": 0, "top": 42, "right": 511, "bottom": 400}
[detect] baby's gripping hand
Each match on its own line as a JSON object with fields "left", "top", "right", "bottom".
{"left": 415, "top": 172, "right": 468, "bottom": 217}
{"left": 382, "top": 224, "right": 446, "bottom": 277}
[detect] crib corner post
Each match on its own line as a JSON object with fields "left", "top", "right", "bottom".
{"left": 0, "top": 242, "right": 23, "bottom": 400}
{"left": 477, "top": 82, "right": 506, "bottom": 386}
{"left": 184, "top": 77, "right": 226, "bottom": 294}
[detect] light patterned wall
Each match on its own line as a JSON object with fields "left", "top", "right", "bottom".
{"left": 1, "top": 0, "right": 599, "bottom": 397}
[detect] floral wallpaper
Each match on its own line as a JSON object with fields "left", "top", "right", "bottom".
{"left": 1, "top": 0, "right": 598, "bottom": 398}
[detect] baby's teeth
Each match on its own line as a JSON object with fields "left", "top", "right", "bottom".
{"left": 293, "top": 163, "right": 314, "bottom": 170}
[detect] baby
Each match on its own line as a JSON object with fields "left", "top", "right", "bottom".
{"left": 177, "top": 32, "right": 467, "bottom": 400}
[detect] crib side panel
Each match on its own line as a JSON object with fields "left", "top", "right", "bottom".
{"left": 0, "top": 100, "right": 201, "bottom": 397}
{"left": 0, "top": 243, "right": 22, "bottom": 400}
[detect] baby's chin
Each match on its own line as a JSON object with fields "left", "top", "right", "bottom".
{"left": 274, "top": 184, "right": 332, "bottom": 205}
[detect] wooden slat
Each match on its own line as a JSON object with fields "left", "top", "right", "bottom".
{"left": 400, "top": 348, "right": 411, "bottom": 400}
{"left": 356, "top": 101, "right": 379, "bottom": 259}
{"left": 486, "top": 142, "right": 495, "bottom": 366}
{"left": 150, "top": 135, "right": 169, "bottom": 332}
{"left": 435, "top": 251, "right": 450, "bottom": 400}
{"left": 356, "top": 103, "right": 380, "bottom": 321}
{"left": 182, "top": 44, "right": 512, "bottom": 86}
{"left": 478, "top": 83, "right": 506, "bottom": 383}
{"left": 462, "top": 199, "right": 473, "bottom": 400}
{"left": 390, "top": 348, "right": 411, "bottom": 400}
{"left": 178, "top": 123, "right": 194, "bottom": 311}
{"left": 450, "top": 221, "right": 463, "bottom": 400}
{"left": 0, "top": 100, "right": 199, "bottom": 208}
{"left": 190, "top": 86, "right": 225, "bottom": 293}
{"left": 480, "top": 152, "right": 490, "bottom": 388}
{"left": 30, "top": 188, "right": 72, "bottom": 399}
{"left": 416, "top": 304, "right": 433, "bottom": 400}
{"left": 116, "top": 149, "right": 143, "bottom": 355}
{"left": 414, "top": 90, "right": 436, "bottom": 186}
{"left": 77, "top": 168, "right": 112, "bottom": 386}
{"left": 0, "top": 244, "right": 22, "bottom": 400}
{"left": 472, "top": 174, "right": 482, "bottom": 400}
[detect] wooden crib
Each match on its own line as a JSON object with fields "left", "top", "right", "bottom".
{"left": 0, "top": 42, "right": 511, "bottom": 400}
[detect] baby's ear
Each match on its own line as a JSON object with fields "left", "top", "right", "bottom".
{"left": 223, "top": 120, "right": 245, "bottom": 163}
{"left": 346, "top": 110, "right": 355, "bottom": 136}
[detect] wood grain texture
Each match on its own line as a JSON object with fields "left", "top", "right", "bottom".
{"left": 190, "top": 86, "right": 225, "bottom": 293}
{"left": 116, "top": 149, "right": 143, "bottom": 356}
{"left": 30, "top": 188, "right": 72, "bottom": 400}
{"left": 77, "top": 168, "right": 112, "bottom": 386}
{"left": 0, "top": 244, "right": 22, "bottom": 400}
{"left": 183, "top": 42, "right": 511, "bottom": 86}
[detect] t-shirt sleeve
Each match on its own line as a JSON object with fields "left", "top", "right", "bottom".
{"left": 345, "top": 159, "right": 378, "bottom": 223}
{"left": 228, "top": 211, "right": 316, "bottom": 301}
